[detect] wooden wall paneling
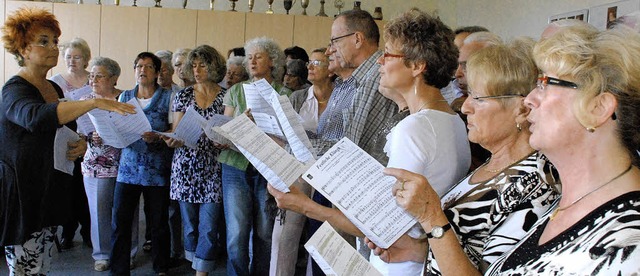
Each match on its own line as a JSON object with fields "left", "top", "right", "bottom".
{"left": 100, "top": 5, "right": 149, "bottom": 89}
{"left": 51, "top": 3, "right": 102, "bottom": 77}
{"left": 245, "top": 13, "right": 294, "bottom": 50}
{"left": 148, "top": 7, "right": 198, "bottom": 54}
{"left": 4, "top": 1, "right": 53, "bottom": 82}
{"left": 292, "top": 15, "right": 333, "bottom": 54}
{"left": 196, "top": 10, "right": 245, "bottom": 56}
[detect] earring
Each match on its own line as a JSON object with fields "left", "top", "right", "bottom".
{"left": 516, "top": 122, "right": 522, "bottom": 132}
{"left": 586, "top": 126, "right": 596, "bottom": 133}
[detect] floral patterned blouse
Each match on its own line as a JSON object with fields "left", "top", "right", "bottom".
{"left": 80, "top": 93, "right": 121, "bottom": 178}
{"left": 170, "top": 86, "right": 226, "bottom": 203}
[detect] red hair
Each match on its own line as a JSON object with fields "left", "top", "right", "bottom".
{"left": 2, "top": 7, "right": 61, "bottom": 66}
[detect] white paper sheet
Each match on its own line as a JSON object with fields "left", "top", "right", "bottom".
{"left": 214, "top": 114, "right": 308, "bottom": 193}
{"left": 76, "top": 113, "right": 96, "bottom": 136}
{"left": 54, "top": 126, "right": 80, "bottom": 175}
{"left": 158, "top": 107, "right": 207, "bottom": 149}
{"left": 305, "top": 222, "right": 382, "bottom": 276}
{"left": 252, "top": 112, "right": 284, "bottom": 137}
{"left": 87, "top": 98, "right": 151, "bottom": 148}
{"left": 203, "top": 114, "right": 234, "bottom": 146}
{"left": 302, "top": 138, "right": 417, "bottom": 248}
{"left": 64, "top": 85, "right": 92, "bottom": 101}
{"left": 244, "top": 81, "right": 277, "bottom": 116}
{"left": 271, "top": 94, "right": 316, "bottom": 163}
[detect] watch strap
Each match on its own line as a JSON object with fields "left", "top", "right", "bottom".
{"left": 426, "top": 223, "right": 452, "bottom": 239}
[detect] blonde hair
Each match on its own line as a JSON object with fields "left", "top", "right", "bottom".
{"left": 466, "top": 37, "right": 537, "bottom": 105}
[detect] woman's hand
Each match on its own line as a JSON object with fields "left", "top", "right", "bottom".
{"left": 213, "top": 142, "right": 230, "bottom": 149}
{"left": 161, "top": 136, "right": 184, "bottom": 148}
{"left": 243, "top": 108, "right": 255, "bottom": 123}
{"left": 385, "top": 167, "right": 443, "bottom": 225}
{"left": 93, "top": 98, "right": 136, "bottom": 115}
{"left": 67, "top": 138, "right": 87, "bottom": 160}
{"left": 365, "top": 234, "right": 428, "bottom": 263}
{"left": 267, "top": 180, "right": 311, "bottom": 215}
{"left": 141, "top": 131, "right": 162, "bottom": 144}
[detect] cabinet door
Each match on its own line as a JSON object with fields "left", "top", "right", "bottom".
{"left": 293, "top": 15, "right": 333, "bottom": 54}
{"left": 148, "top": 7, "right": 198, "bottom": 54}
{"left": 100, "top": 5, "right": 149, "bottom": 89}
{"left": 196, "top": 10, "right": 245, "bottom": 56}
{"left": 4, "top": 1, "right": 53, "bottom": 81}
{"left": 245, "top": 13, "right": 294, "bottom": 49}
{"left": 52, "top": 3, "right": 102, "bottom": 77}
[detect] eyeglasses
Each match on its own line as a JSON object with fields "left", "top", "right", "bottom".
{"left": 383, "top": 52, "right": 404, "bottom": 59}
{"left": 536, "top": 75, "right": 578, "bottom": 90}
{"left": 306, "top": 60, "right": 328, "bottom": 67}
{"left": 31, "top": 41, "right": 59, "bottom": 50}
{"left": 329, "top": 32, "right": 355, "bottom": 47}
{"left": 458, "top": 61, "right": 467, "bottom": 73}
{"left": 135, "top": 64, "right": 155, "bottom": 70}
{"left": 468, "top": 91, "right": 523, "bottom": 102}
{"left": 88, "top": 73, "right": 111, "bottom": 81}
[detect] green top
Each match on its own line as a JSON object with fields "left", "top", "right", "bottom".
{"left": 218, "top": 80, "right": 292, "bottom": 170}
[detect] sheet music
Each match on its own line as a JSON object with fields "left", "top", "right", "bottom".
{"left": 54, "top": 126, "right": 80, "bottom": 175}
{"left": 214, "top": 114, "right": 308, "bottom": 193}
{"left": 64, "top": 85, "right": 92, "bottom": 101}
{"left": 244, "top": 82, "right": 277, "bottom": 116}
{"left": 159, "top": 107, "right": 207, "bottom": 149}
{"left": 203, "top": 114, "right": 234, "bottom": 147}
{"left": 252, "top": 112, "right": 284, "bottom": 137}
{"left": 302, "top": 138, "right": 417, "bottom": 248}
{"left": 271, "top": 94, "right": 316, "bottom": 163}
{"left": 305, "top": 222, "right": 382, "bottom": 276}
{"left": 76, "top": 113, "right": 96, "bottom": 136}
{"left": 87, "top": 98, "right": 151, "bottom": 148}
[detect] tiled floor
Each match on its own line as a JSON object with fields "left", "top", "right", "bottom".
{"left": 0, "top": 212, "right": 227, "bottom": 275}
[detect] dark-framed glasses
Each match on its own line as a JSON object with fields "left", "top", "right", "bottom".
{"left": 306, "top": 60, "right": 328, "bottom": 67}
{"left": 469, "top": 91, "right": 523, "bottom": 101}
{"left": 329, "top": 32, "right": 355, "bottom": 47}
{"left": 537, "top": 75, "right": 578, "bottom": 90}
{"left": 383, "top": 51, "right": 405, "bottom": 59}
{"left": 88, "top": 73, "right": 111, "bottom": 81}
{"left": 31, "top": 40, "right": 59, "bottom": 50}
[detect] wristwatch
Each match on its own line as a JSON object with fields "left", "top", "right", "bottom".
{"left": 426, "top": 223, "right": 451, "bottom": 239}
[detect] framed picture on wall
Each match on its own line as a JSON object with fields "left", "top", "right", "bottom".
{"left": 589, "top": 0, "right": 640, "bottom": 30}
{"left": 548, "top": 9, "right": 589, "bottom": 24}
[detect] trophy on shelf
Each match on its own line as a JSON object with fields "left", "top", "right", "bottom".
{"left": 182, "top": 0, "right": 188, "bottom": 9}
{"left": 96, "top": 0, "right": 101, "bottom": 4}
{"left": 115, "top": 0, "right": 120, "bottom": 6}
{"left": 132, "top": 0, "right": 137, "bottom": 7}
{"left": 333, "top": 0, "right": 344, "bottom": 15}
{"left": 266, "top": 0, "right": 274, "bottom": 14}
{"left": 284, "top": 0, "right": 294, "bottom": 15}
{"left": 316, "top": 0, "right": 327, "bottom": 17}
{"left": 229, "top": 0, "right": 238, "bottom": 11}
{"left": 301, "top": 0, "right": 309, "bottom": 15}
{"left": 154, "top": 0, "right": 162, "bottom": 7}
{"left": 248, "top": 0, "right": 255, "bottom": 12}
{"left": 210, "top": 0, "right": 215, "bottom": 10}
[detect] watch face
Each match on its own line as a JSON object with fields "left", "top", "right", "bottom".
{"left": 432, "top": 226, "right": 444, "bottom": 238}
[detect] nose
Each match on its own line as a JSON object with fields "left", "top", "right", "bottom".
{"left": 460, "top": 95, "right": 472, "bottom": 115}
{"left": 524, "top": 87, "right": 540, "bottom": 109}
{"left": 454, "top": 64, "right": 464, "bottom": 79}
{"left": 376, "top": 54, "right": 384, "bottom": 65}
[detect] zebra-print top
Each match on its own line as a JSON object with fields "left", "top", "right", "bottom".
{"left": 486, "top": 191, "right": 640, "bottom": 275}
{"left": 426, "top": 152, "right": 560, "bottom": 275}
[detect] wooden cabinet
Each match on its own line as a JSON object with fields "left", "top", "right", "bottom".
{"left": 51, "top": 3, "right": 101, "bottom": 77}
{"left": 196, "top": 10, "right": 246, "bottom": 56}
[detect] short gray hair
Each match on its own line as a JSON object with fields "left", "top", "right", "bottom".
{"left": 227, "top": 56, "right": 249, "bottom": 79}
{"left": 463, "top": 32, "right": 502, "bottom": 47}
{"left": 155, "top": 50, "right": 174, "bottom": 74}
{"left": 244, "top": 37, "right": 285, "bottom": 82}
{"left": 89, "top": 56, "right": 121, "bottom": 77}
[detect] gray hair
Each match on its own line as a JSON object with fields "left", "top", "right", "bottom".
{"left": 89, "top": 56, "right": 121, "bottom": 77}
{"left": 155, "top": 50, "right": 174, "bottom": 74}
{"left": 463, "top": 31, "right": 502, "bottom": 47}
{"left": 227, "top": 56, "right": 249, "bottom": 79}
{"left": 61, "top": 37, "right": 91, "bottom": 68}
{"left": 244, "top": 37, "right": 285, "bottom": 82}
{"left": 172, "top": 48, "right": 191, "bottom": 65}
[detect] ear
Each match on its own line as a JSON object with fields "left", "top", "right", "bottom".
{"left": 410, "top": 60, "right": 427, "bottom": 78}
{"left": 590, "top": 92, "right": 618, "bottom": 125}
{"left": 513, "top": 97, "right": 531, "bottom": 126}
{"left": 354, "top": 32, "right": 364, "bottom": 49}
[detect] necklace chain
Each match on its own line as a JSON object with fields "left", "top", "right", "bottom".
{"left": 550, "top": 164, "right": 633, "bottom": 220}
{"left": 482, "top": 151, "right": 535, "bottom": 174}
{"left": 415, "top": 99, "right": 447, "bottom": 112}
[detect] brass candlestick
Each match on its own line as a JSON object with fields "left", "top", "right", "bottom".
{"left": 316, "top": 0, "right": 327, "bottom": 16}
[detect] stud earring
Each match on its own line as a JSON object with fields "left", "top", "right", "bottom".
{"left": 586, "top": 126, "right": 596, "bottom": 133}
{"left": 516, "top": 122, "right": 522, "bottom": 132}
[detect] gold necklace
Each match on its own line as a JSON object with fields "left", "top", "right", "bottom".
{"left": 550, "top": 164, "right": 633, "bottom": 220}
{"left": 414, "top": 99, "right": 447, "bottom": 112}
